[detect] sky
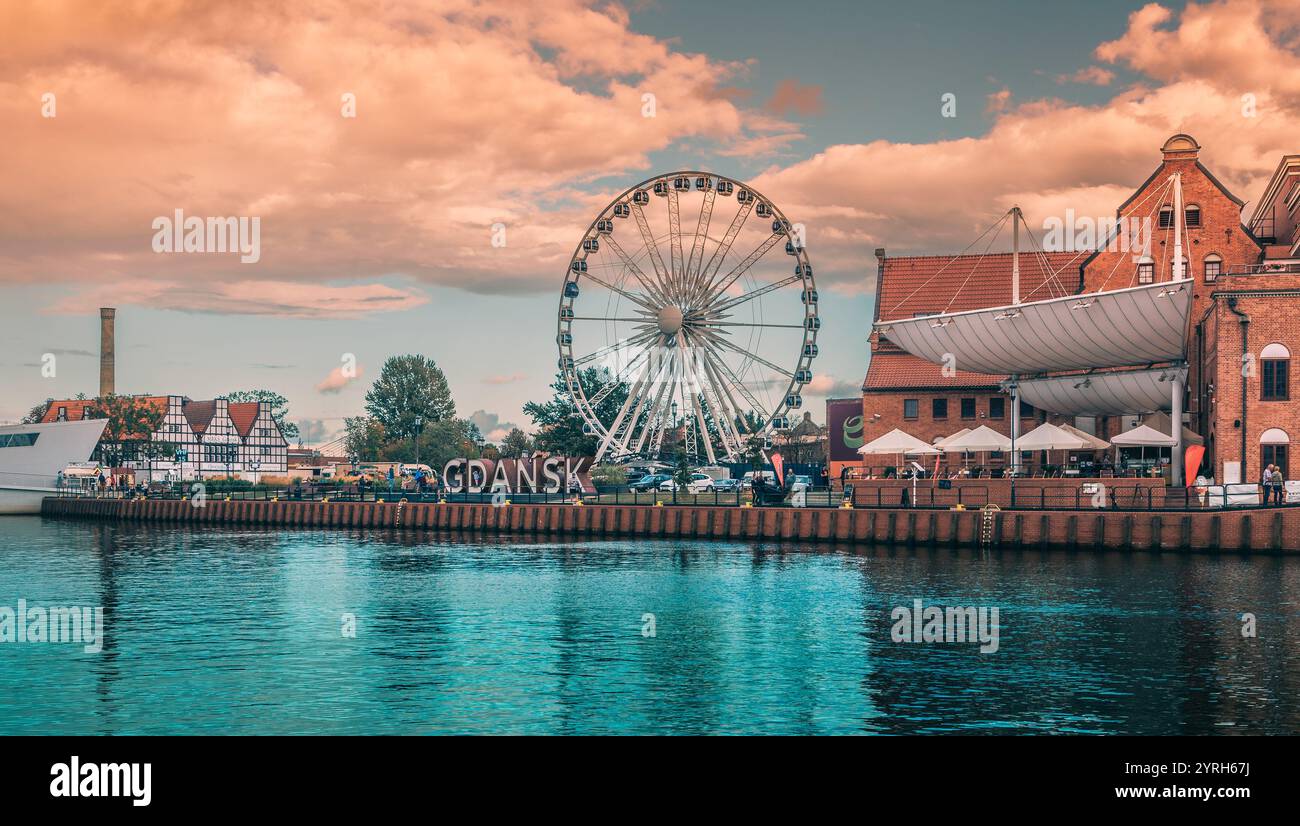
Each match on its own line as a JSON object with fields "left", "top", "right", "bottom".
{"left": 2, "top": 0, "right": 1299, "bottom": 444}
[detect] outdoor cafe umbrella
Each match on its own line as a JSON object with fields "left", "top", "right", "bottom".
{"left": 1111, "top": 423, "right": 1176, "bottom": 474}
{"left": 940, "top": 425, "right": 1012, "bottom": 475}
{"left": 1014, "top": 422, "right": 1091, "bottom": 475}
{"left": 933, "top": 428, "right": 971, "bottom": 449}
{"left": 857, "top": 428, "right": 940, "bottom": 475}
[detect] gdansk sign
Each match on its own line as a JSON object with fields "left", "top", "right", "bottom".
{"left": 442, "top": 456, "right": 593, "bottom": 494}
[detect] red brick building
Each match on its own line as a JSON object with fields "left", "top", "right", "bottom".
{"left": 857, "top": 134, "right": 1300, "bottom": 484}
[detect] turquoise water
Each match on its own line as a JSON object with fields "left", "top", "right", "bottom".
{"left": 1, "top": 515, "right": 1298, "bottom": 735}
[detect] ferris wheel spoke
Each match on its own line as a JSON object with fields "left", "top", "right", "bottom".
{"left": 585, "top": 338, "right": 661, "bottom": 407}
{"left": 700, "top": 232, "right": 784, "bottom": 305}
{"left": 690, "top": 196, "right": 755, "bottom": 308}
{"left": 699, "top": 351, "right": 750, "bottom": 448}
{"left": 630, "top": 202, "right": 673, "bottom": 297}
{"left": 705, "top": 274, "right": 803, "bottom": 315}
{"left": 685, "top": 186, "right": 716, "bottom": 295}
{"left": 700, "top": 346, "right": 754, "bottom": 438}
{"left": 595, "top": 355, "right": 653, "bottom": 462}
{"left": 579, "top": 269, "right": 657, "bottom": 311}
{"left": 574, "top": 328, "right": 658, "bottom": 367}
{"left": 698, "top": 343, "right": 769, "bottom": 421}
{"left": 666, "top": 186, "right": 685, "bottom": 297}
{"left": 682, "top": 344, "right": 736, "bottom": 459}
{"left": 601, "top": 232, "right": 670, "bottom": 306}
{"left": 699, "top": 331, "right": 796, "bottom": 378}
{"left": 571, "top": 316, "right": 650, "bottom": 323}
{"left": 614, "top": 354, "right": 673, "bottom": 458}
{"left": 633, "top": 354, "right": 676, "bottom": 455}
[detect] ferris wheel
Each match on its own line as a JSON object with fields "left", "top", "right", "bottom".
{"left": 557, "top": 171, "right": 820, "bottom": 465}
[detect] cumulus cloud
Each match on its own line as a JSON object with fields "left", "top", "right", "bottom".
{"left": 316, "top": 363, "right": 363, "bottom": 394}
{"left": 764, "top": 79, "right": 825, "bottom": 117}
{"left": 468, "top": 409, "right": 517, "bottom": 442}
{"left": 0, "top": 0, "right": 795, "bottom": 311}
{"left": 752, "top": 0, "right": 1300, "bottom": 294}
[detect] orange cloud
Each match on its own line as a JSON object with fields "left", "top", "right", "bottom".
{"left": 0, "top": 0, "right": 789, "bottom": 309}
{"left": 316, "top": 363, "right": 364, "bottom": 394}
{"left": 753, "top": 0, "right": 1300, "bottom": 294}
{"left": 765, "top": 79, "right": 825, "bottom": 117}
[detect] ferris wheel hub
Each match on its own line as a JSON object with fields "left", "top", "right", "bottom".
{"left": 657, "top": 305, "right": 684, "bottom": 335}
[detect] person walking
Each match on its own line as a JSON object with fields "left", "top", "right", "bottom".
{"left": 1270, "top": 463, "right": 1285, "bottom": 505}
{"left": 1261, "top": 464, "right": 1274, "bottom": 506}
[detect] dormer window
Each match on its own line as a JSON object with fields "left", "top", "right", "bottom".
{"left": 1185, "top": 204, "right": 1201, "bottom": 228}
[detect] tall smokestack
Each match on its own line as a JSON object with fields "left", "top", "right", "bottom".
{"left": 99, "top": 307, "right": 116, "bottom": 397}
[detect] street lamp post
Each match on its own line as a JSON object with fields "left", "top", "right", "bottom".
{"left": 414, "top": 416, "right": 424, "bottom": 467}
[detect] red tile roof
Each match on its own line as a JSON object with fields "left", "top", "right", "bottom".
{"left": 184, "top": 401, "right": 216, "bottom": 434}
{"left": 877, "top": 251, "right": 1083, "bottom": 321}
{"left": 40, "top": 396, "right": 167, "bottom": 424}
{"left": 863, "top": 353, "right": 1005, "bottom": 391}
{"left": 228, "top": 403, "right": 260, "bottom": 437}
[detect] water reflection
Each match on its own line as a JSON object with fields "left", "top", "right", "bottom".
{"left": 0, "top": 517, "right": 1296, "bottom": 734}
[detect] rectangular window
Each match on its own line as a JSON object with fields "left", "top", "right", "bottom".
{"left": 1138, "top": 262, "right": 1154, "bottom": 283}
{"left": 932, "top": 398, "right": 948, "bottom": 419}
{"left": 1204, "top": 259, "right": 1220, "bottom": 283}
{"left": 0, "top": 433, "right": 40, "bottom": 448}
{"left": 988, "top": 397, "right": 1005, "bottom": 419}
{"left": 1262, "top": 359, "right": 1290, "bottom": 401}
{"left": 903, "top": 399, "right": 918, "bottom": 419}
{"left": 1158, "top": 208, "right": 1173, "bottom": 229}
{"left": 960, "top": 398, "right": 976, "bottom": 419}
{"left": 1020, "top": 401, "right": 1036, "bottom": 418}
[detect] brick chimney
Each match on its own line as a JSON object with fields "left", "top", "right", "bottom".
{"left": 99, "top": 307, "right": 115, "bottom": 397}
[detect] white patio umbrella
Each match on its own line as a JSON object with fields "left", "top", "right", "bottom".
{"left": 1111, "top": 424, "right": 1176, "bottom": 476}
{"left": 857, "top": 428, "right": 941, "bottom": 502}
{"left": 933, "top": 428, "right": 971, "bottom": 449}
{"left": 1015, "top": 423, "right": 1091, "bottom": 476}
{"left": 1059, "top": 423, "right": 1110, "bottom": 450}
{"left": 940, "top": 425, "right": 1012, "bottom": 477}
{"left": 1141, "top": 411, "right": 1204, "bottom": 446}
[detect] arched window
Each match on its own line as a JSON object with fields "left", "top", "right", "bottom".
{"left": 1203, "top": 253, "right": 1222, "bottom": 283}
{"left": 1261, "top": 428, "right": 1290, "bottom": 479}
{"left": 1137, "top": 256, "right": 1154, "bottom": 284}
{"left": 1262, "top": 343, "right": 1290, "bottom": 401}
{"left": 1158, "top": 205, "right": 1174, "bottom": 229}
{"left": 1184, "top": 204, "right": 1201, "bottom": 228}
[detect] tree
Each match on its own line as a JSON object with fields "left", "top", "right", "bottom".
{"left": 227, "top": 390, "right": 299, "bottom": 440}
{"left": 83, "top": 395, "right": 166, "bottom": 467}
{"left": 21, "top": 398, "right": 53, "bottom": 424}
{"left": 499, "top": 428, "right": 533, "bottom": 458}
{"left": 523, "top": 369, "right": 627, "bottom": 456}
{"left": 343, "top": 416, "right": 386, "bottom": 462}
{"left": 364, "top": 355, "right": 456, "bottom": 446}
{"left": 381, "top": 418, "right": 482, "bottom": 468}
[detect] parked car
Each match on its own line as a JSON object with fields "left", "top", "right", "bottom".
{"left": 629, "top": 473, "right": 672, "bottom": 491}
{"left": 712, "top": 478, "right": 742, "bottom": 492}
{"left": 740, "top": 470, "right": 777, "bottom": 489}
{"left": 659, "top": 473, "right": 715, "bottom": 493}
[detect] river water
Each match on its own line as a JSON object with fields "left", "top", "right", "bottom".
{"left": 1, "top": 515, "right": 1297, "bottom": 735}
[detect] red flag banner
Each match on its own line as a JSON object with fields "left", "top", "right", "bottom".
{"left": 771, "top": 452, "right": 785, "bottom": 486}
{"left": 1185, "top": 444, "right": 1206, "bottom": 487}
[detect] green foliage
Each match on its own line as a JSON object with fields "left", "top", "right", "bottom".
{"left": 343, "top": 416, "right": 386, "bottom": 461}
{"left": 673, "top": 447, "right": 691, "bottom": 488}
{"left": 523, "top": 369, "right": 627, "bottom": 457}
{"left": 84, "top": 394, "right": 167, "bottom": 466}
{"left": 21, "top": 398, "right": 53, "bottom": 424}
{"left": 379, "top": 418, "right": 482, "bottom": 467}
{"left": 364, "top": 355, "right": 456, "bottom": 442}
{"left": 227, "top": 390, "right": 298, "bottom": 440}
{"left": 590, "top": 464, "right": 627, "bottom": 485}
{"left": 499, "top": 427, "right": 533, "bottom": 458}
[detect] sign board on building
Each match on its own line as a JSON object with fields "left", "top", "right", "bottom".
{"left": 826, "top": 398, "right": 864, "bottom": 462}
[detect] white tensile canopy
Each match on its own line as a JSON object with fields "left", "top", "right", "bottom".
{"left": 1015, "top": 422, "right": 1091, "bottom": 451}
{"left": 1017, "top": 366, "right": 1186, "bottom": 417}
{"left": 857, "top": 428, "right": 941, "bottom": 455}
{"left": 1110, "top": 424, "right": 1177, "bottom": 447}
{"left": 941, "top": 425, "right": 1012, "bottom": 453}
{"left": 875, "top": 279, "right": 1193, "bottom": 376}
